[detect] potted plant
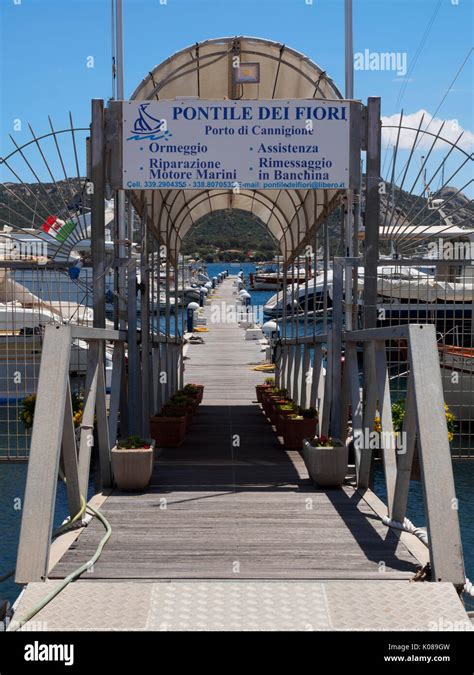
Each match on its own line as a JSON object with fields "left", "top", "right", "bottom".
{"left": 111, "top": 436, "right": 155, "bottom": 490}
{"left": 150, "top": 411, "right": 186, "bottom": 447}
{"left": 261, "top": 387, "right": 276, "bottom": 417}
{"left": 20, "top": 391, "right": 85, "bottom": 430}
{"left": 162, "top": 393, "right": 195, "bottom": 430}
{"left": 302, "top": 436, "right": 347, "bottom": 488}
{"left": 282, "top": 407, "right": 318, "bottom": 449}
{"left": 274, "top": 401, "right": 298, "bottom": 435}
{"left": 256, "top": 377, "right": 274, "bottom": 403}
{"left": 269, "top": 392, "right": 289, "bottom": 425}
{"left": 183, "top": 383, "right": 204, "bottom": 404}
{"left": 389, "top": 399, "right": 455, "bottom": 480}
{"left": 264, "top": 388, "right": 287, "bottom": 421}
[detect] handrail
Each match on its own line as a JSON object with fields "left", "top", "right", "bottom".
{"left": 341, "top": 322, "right": 465, "bottom": 588}
{"left": 15, "top": 325, "right": 125, "bottom": 583}
{"left": 278, "top": 334, "right": 328, "bottom": 346}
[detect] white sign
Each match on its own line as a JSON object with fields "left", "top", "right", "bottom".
{"left": 121, "top": 99, "right": 352, "bottom": 190}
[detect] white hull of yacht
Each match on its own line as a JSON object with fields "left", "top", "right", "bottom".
{"left": 0, "top": 334, "right": 113, "bottom": 401}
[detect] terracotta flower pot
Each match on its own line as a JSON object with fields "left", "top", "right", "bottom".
{"left": 162, "top": 405, "right": 193, "bottom": 430}
{"left": 275, "top": 408, "right": 295, "bottom": 435}
{"left": 302, "top": 439, "right": 348, "bottom": 488}
{"left": 195, "top": 385, "right": 204, "bottom": 404}
{"left": 184, "top": 385, "right": 204, "bottom": 405}
{"left": 256, "top": 384, "right": 271, "bottom": 403}
{"left": 269, "top": 399, "right": 287, "bottom": 425}
{"left": 264, "top": 394, "right": 280, "bottom": 419}
{"left": 282, "top": 417, "right": 318, "bottom": 449}
{"left": 261, "top": 393, "right": 273, "bottom": 417}
{"left": 111, "top": 440, "right": 155, "bottom": 490}
{"left": 150, "top": 415, "right": 186, "bottom": 447}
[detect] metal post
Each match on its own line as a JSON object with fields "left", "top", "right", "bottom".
{"left": 345, "top": 0, "right": 354, "bottom": 99}
{"left": 127, "top": 257, "right": 139, "bottom": 434}
{"left": 344, "top": 0, "right": 354, "bottom": 332}
{"left": 15, "top": 325, "right": 72, "bottom": 582}
{"left": 331, "top": 259, "right": 344, "bottom": 438}
{"left": 323, "top": 221, "right": 328, "bottom": 334}
{"left": 91, "top": 99, "right": 106, "bottom": 329}
{"left": 115, "top": 0, "right": 124, "bottom": 99}
{"left": 114, "top": 0, "right": 127, "bottom": 340}
{"left": 364, "top": 97, "right": 381, "bottom": 328}
{"left": 141, "top": 210, "right": 150, "bottom": 436}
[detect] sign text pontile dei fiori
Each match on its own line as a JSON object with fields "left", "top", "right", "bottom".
{"left": 121, "top": 100, "right": 352, "bottom": 190}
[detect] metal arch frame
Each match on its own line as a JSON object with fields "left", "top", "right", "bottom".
{"left": 133, "top": 185, "right": 343, "bottom": 265}
{"left": 0, "top": 121, "right": 97, "bottom": 263}
{"left": 143, "top": 188, "right": 291, "bottom": 255}
{"left": 382, "top": 123, "right": 473, "bottom": 162}
{"left": 171, "top": 188, "right": 340, "bottom": 264}
{"left": 151, "top": 188, "right": 307, "bottom": 262}
{"left": 130, "top": 36, "right": 343, "bottom": 102}
{"left": 379, "top": 121, "right": 474, "bottom": 255}
{"left": 171, "top": 190, "right": 291, "bottom": 256}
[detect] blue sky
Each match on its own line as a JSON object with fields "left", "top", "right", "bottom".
{"left": 0, "top": 0, "right": 472, "bottom": 192}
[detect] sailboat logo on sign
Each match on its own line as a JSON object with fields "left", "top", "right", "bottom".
{"left": 127, "top": 103, "right": 172, "bottom": 141}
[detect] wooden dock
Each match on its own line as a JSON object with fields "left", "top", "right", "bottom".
{"left": 11, "top": 277, "right": 471, "bottom": 631}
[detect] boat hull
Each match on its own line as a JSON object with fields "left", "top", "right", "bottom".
{"left": 0, "top": 335, "right": 113, "bottom": 401}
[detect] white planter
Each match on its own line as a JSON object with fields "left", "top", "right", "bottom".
{"left": 111, "top": 440, "right": 155, "bottom": 490}
{"left": 245, "top": 328, "right": 263, "bottom": 340}
{"left": 302, "top": 439, "right": 348, "bottom": 488}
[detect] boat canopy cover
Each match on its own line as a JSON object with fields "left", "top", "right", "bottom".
{"left": 360, "top": 223, "right": 474, "bottom": 241}
{"left": 130, "top": 37, "right": 345, "bottom": 261}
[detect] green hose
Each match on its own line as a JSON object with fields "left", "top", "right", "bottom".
{"left": 0, "top": 493, "right": 87, "bottom": 585}
{"left": 8, "top": 503, "right": 112, "bottom": 632}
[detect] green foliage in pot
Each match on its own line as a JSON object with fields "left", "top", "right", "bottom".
{"left": 117, "top": 436, "right": 151, "bottom": 449}
{"left": 159, "top": 409, "right": 186, "bottom": 418}
{"left": 165, "top": 391, "right": 197, "bottom": 409}
{"left": 277, "top": 402, "right": 297, "bottom": 412}
{"left": 20, "top": 391, "right": 85, "bottom": 430}
{"left": 183, "top": 383, "right": 199, "bottom": 396}
{"left": 390, "top": 399, "right": 455, "bottom": 442}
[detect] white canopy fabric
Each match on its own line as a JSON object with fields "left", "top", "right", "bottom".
{"left": 130, "top": 36, "right": 344, "bottom": 261}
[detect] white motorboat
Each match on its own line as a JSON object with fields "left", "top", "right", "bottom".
{"left": 249, "top": 260, "right": 311, "bottom": 291}
{"left": 263, "top": 265, "right": 473, "bottom": 335}
{"left": 0, "top": 260, "right": 113, "bottom": 400}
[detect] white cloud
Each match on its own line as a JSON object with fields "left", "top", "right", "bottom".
{"left": 381, "top": 109, "right": 474, "bottom": 152}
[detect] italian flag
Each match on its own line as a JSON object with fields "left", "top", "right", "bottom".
{"left": 41, "top": 215, "right": 76, "bottom": 243}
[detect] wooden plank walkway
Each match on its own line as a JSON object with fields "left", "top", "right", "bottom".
{"left": 50, "top": 277, "right": 419, "bottom": 581}
{"left": 12, "top": 276, "right": 472, "bottom": 631}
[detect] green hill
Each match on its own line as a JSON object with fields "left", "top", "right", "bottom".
{"left": 181, "top": 209, "right": 278, "bottom": 262}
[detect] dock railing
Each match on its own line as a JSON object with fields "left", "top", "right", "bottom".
{"left": 14, "top": 324, "right": 185, "bottom": 583}
{"left": 275, "top": 334, "right": 330, "bottom": 435}
{"left": 275, "top": 256, "right": 465, "bottom": 588}
{"left": 15, "top": 325, "right": 124, "bottom": 583}
{"left": 340, "top": 323, "right": 465, "bottom": 587}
